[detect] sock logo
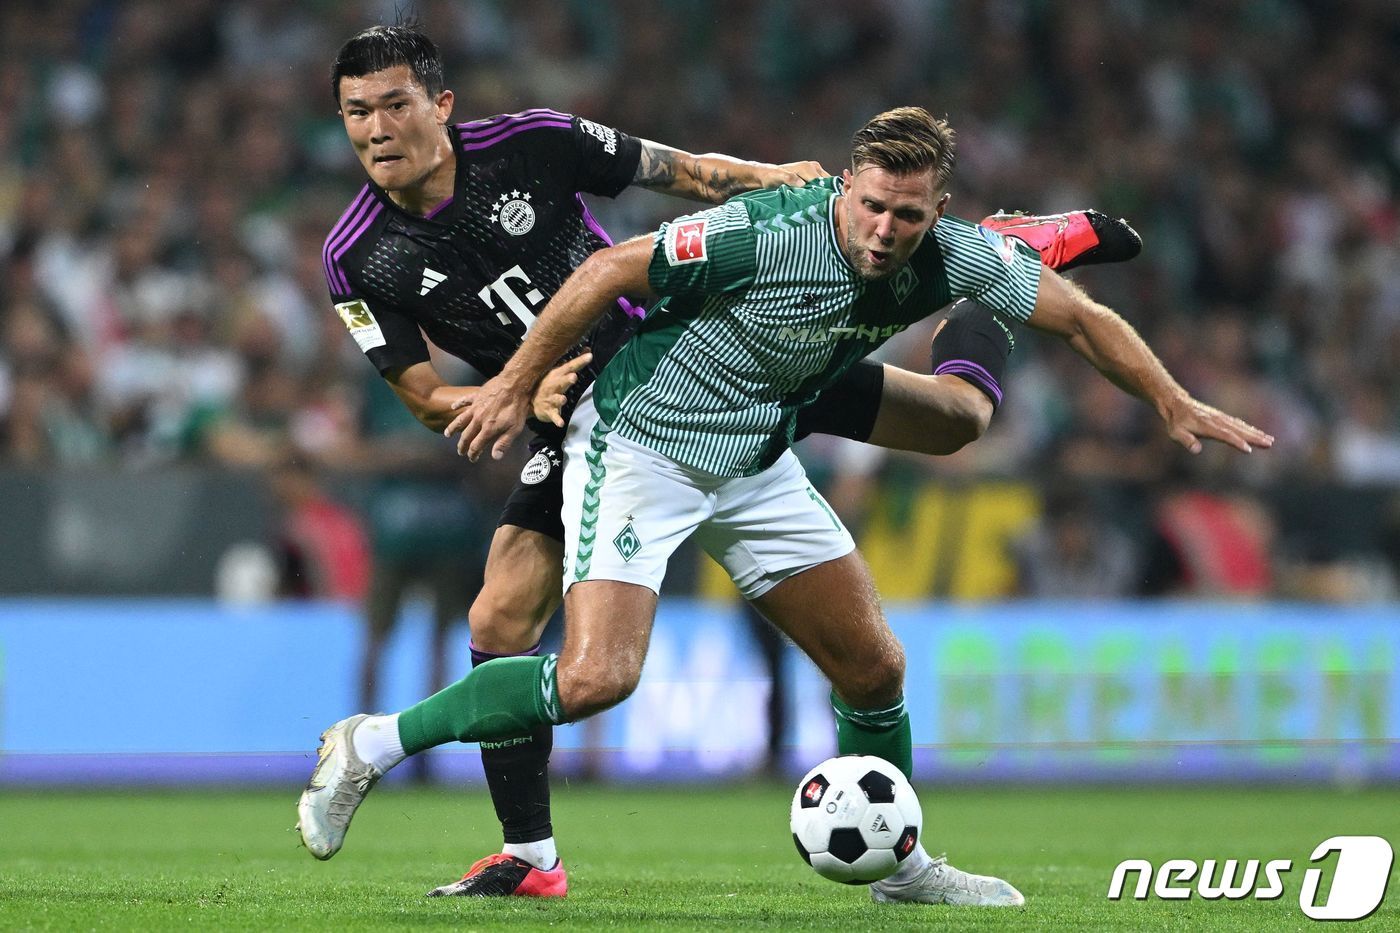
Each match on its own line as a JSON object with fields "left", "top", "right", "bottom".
{"left": 539, "top": 655, "right": 561, "bottom": 724}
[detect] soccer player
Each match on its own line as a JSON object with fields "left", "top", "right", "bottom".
{"left": 297, "top": 24, "right": 1151, "bottom": 898}
{"left": 311, "top": 103, "right": 1273, "bottom": 906}
{"left": 303, "top": 23, "right": 821, "bottom": 893}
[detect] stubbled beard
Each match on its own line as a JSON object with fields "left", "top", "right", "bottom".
{"left": 842, "top": 203, "right": 899, "bottom": 281}
{"left": 844, "top": 228, "right": 898, "bottom": 280}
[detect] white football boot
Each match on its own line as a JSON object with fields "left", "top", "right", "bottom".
{"left": 296, "top": 714, "right": 383, "bottom": 859}
{"left": 871, "top": 853, "right": 1025, "bottom": 906}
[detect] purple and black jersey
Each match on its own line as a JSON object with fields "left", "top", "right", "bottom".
{"left": 322, "top": 109, "right": 644, "bottom": 431}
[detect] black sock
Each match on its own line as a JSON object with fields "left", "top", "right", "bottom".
{"left": 471, "top": 642, "right": 554, "bottom": 844}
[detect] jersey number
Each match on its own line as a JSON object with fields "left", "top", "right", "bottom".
{"left": 478, "top": 265, "right": 544, "bottom": 333}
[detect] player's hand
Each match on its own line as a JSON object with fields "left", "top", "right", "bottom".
{"left": 1161, "top": 395, "right": 1275, "bottom": 455}
{"left": 533, "top": 351, "right": 591, "bottom": 428}
{"left": 444, "top": 371, "right": 531, "bottom": 461}
{"left": 777, "top": 161, "right": 829, "bottom": 186}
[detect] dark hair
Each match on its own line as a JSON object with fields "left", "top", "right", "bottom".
{"left": 331, "top": 24, "right": 444, "bottom": 105}
{"left": 850, "top": 106, "right": 956, "bottom": 191}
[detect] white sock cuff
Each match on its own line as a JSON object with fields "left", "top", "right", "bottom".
{"left": 503, "top": 837, "right": 559, "bottom": 871}
{"left": 352, "top": 713, "right": 406, "bottom": 773}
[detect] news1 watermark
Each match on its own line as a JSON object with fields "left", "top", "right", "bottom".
{"left": 1108, "top": 836, "right": 1394, "bottom": 920}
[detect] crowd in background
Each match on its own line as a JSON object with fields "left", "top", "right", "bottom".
{"left": 1, "top": 0, "right": 1399, "bottom": 599}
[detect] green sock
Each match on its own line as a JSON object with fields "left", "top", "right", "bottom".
{"left": 830, "top": 691, "right": 913, "bottom": 780}
{"left": 397, "top": 655, "right": 563, "bottom": 756}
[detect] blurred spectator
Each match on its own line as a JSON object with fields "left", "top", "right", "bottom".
{"left": 1139, "top": 484, "right": 1276, "bottom": 599}
{"left": 1011, "top": 484, "right": 1139, "bottom": 598}
{"left": 270, "top": 456, "right": 371, "bottom": 601}
{"left": 1331, "top": 377, "right": 1400, "bottom": 484}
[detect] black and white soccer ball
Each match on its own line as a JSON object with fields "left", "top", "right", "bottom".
{"left": 790, "top": 755, "right": 922, "bottom": 884}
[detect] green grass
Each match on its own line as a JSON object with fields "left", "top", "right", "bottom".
{"left": 1, "top": 784, "right": 1398, "bottom": 930}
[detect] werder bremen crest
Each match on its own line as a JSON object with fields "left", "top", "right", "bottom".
{"left": 613, "top": 522, "right": 642, "bottom": 562}
{"left": 890, "top": 264, "right": 918, "bottom": 304}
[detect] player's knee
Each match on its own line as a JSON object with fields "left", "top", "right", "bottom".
{"left": 557, "top": 660, "right": 642, "bottom": 719}
{"left": 953, "top": 403, "right": 992, "bottom": 448}
{"left": 836, "top": 644, "right": 905, "bottom": 708}
{"left": 468, "top": 589, "right": 547, "bottom": 654}
{"left": 927, "top": 397, "right": 993, "bottom": 455}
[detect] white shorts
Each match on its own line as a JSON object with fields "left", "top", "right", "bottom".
{"left": 561, "top": 392, "right": 855, "bottom": 599}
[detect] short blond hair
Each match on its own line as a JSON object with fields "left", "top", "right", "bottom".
{"left": 851, "top": 107, "right": 956, "bottom": 190}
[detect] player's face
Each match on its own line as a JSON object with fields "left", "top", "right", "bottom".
{"left": 839, "top": 164, "right": 948, "bottom": 280}
{"left": 338, "top": 65, "right": 454, "bottom": 192}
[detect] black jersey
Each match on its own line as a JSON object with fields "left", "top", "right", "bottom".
{"left": 322, "top": 110, "right": 645, "bottom": 417}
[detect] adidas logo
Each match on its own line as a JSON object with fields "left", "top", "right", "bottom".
{"left": 419, "top": 267, "right": 446, "bottom": 296}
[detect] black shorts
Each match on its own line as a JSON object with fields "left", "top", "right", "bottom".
{"left": 497, "top": 434, "right": 566, "bottom": 542}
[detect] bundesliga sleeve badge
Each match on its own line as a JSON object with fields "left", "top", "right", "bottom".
{"left": 665, "top": 218, "right": 708, "bottom": 266}
{"left": 978, "top": 224, "right": 1020, "bottom": 267}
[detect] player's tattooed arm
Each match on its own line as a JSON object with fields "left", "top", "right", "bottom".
{"left": 633, "top": 139, "right": 827, "bottom": 204}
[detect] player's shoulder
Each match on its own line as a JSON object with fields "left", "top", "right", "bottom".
{"left": 931, "top": 213, "right": 984, "bottom": 243}
{"left": 323, "top": 183, "right": 386, "bottom": 292}
{"left": 452, "top": 109, "right": 581, "bottom": 152}
{"left": 323, "top": 183, "right": 377, "bottom": 248}
{"left": 730, "top": 176, "right": 839, "bottom": 226}
{"left": 934, "top": 213, "right": 1029, "bottom": 254}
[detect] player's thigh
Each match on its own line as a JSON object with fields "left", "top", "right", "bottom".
{"left": 750, "top": 549, "right": 904, "bottom": 708}
{"left": 469, "top": 523, "right": 564, "bottom": 652}
{"left": 471, "top": 436, "right": 568, "bottom": 649}
{"left": 694, "top": 449, "right": 855, "bottom": 601}
{"left": 560, "top": 395, "right": 713, "bottom": 596}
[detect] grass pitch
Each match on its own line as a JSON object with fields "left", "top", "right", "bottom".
{"left": 1, "top": 783, "right": 1397, "bottom": 930}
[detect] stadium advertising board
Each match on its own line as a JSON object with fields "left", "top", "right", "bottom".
{"left": 0, "top": 600, "right": 1395, "bottom": 783}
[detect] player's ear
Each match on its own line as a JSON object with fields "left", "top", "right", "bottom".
{"left": 933, "top": 191, "right": 950, "bottom": 222}
{"left": 435, "top": 89, "right": 454, "bottom": 124}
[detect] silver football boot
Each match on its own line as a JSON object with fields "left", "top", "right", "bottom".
{"left": 295, "top": 714, "right": 384, "bottom": 859}
{"left": 871, "top": 853, "right": 1025, "bottom": 906}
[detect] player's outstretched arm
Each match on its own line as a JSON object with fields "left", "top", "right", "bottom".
{"left": 1027, "top": 267, "right": 1276, "bottom": 455}
{"left": 633, "top": 139, "right": 826, "bottom": 204}
{"left": 448, "top": 236, "right": 655, "bottom": 461}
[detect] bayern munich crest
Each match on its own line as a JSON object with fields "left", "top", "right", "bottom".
{"left": 520, "top": 448, "right": 559, "bottom": 485}
{"left": 492, "top": 190, "right": 536, "bottom": 236}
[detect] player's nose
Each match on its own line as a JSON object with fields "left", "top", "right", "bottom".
{"left": 368, "top": 113, "right": 392, "bottom": 145}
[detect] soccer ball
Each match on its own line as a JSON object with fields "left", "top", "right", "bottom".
{"left": 790, "top": 755, "right": 922, "bottom": 884}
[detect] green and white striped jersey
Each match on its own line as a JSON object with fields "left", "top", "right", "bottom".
{"left": 591, "top": 176, "right": 1041, "bottom": 477}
